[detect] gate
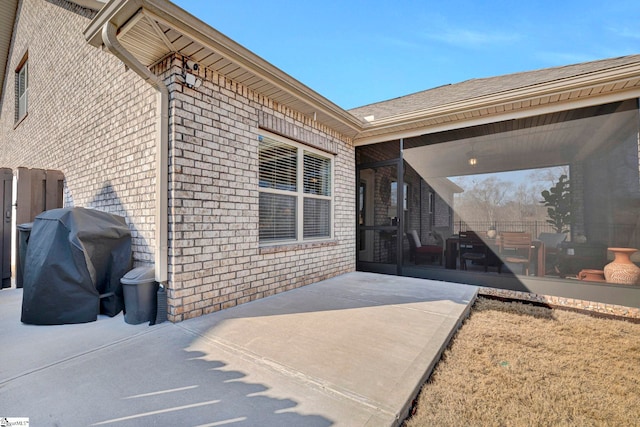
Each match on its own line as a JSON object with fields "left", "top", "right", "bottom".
{"left": 0, "top": 168, "right": 64, "bottom": 289}
{"left": 13, "top": 168, "right": 64, "bottom": 288}
{"left": 15, "top": 167, "right": 64, "bottom": 225}
{"left": 1, "top": 168, "right": 12, "bottom": 288}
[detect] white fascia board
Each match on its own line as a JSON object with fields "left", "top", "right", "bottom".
{"left": 367, "top": 63, "right": 640, "bottom": 129}
{"left": 354, "top": 86, "right": 640, "bottom": 146}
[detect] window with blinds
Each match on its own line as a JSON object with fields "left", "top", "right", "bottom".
{"left": 259, "top": 134, "right": 333, "bottom": 244}
{"left": 259, "top": 193, "right": 297, "bottom": 241}
{"left": 304, "top": 152, "right": 331, "bottom": 196}
{"left": 16, "top": 59, "right": 28, "bottom": 122}
{"left": 303, "top": 198, "right": 330, "bottom": 238}
{"left": 259, "top": 138, "right": 297, "bottom": 191}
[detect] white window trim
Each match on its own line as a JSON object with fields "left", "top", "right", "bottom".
{"left": 429, "top": 191, "right": 435, "bottom": 214}
{"left": 259, "top": 131, "right": 334, "bottom": 246}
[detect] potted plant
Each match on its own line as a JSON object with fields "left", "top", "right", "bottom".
{"left": 487, "top": 224, "right": 497, "bottom": 239}
{"left": 540, "top": 174, "right": 572, "bottom": 234}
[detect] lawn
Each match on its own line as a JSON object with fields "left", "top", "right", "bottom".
{"left": 404, "top": 297, "right": 640, "bottom": 426}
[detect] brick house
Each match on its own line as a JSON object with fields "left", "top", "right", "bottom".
{"left": 1, "top": 0, "right": 639, "bottom": 320}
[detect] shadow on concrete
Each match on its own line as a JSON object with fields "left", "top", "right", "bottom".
{"left": 85, "top": 348, "right": 333, "bottom": 427}
{"left": 0, "top": 290, "right": 333, "bottom": 426}
{"left": 185, "top": 272, "right": 476, "bottom": 322}
{"left": 0, "top": 273, "right": 476, "bottom": 426}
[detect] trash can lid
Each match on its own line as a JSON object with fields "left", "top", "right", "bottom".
{"left": 17, "top": 222, "right": 34, "bottom": 230}
{"left": 121, "top": 266, "right": 156, "bottom": 285}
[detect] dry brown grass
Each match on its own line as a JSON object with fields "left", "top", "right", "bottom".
{"left": 405, "top": 297, "right": 640, "bottom": 427}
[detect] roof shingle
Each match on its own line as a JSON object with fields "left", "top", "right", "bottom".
{"left": 348, "top": 54, "right": 640, "bottom": 121}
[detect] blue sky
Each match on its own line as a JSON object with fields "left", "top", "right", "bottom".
{"left": 173, "top": 0, "right": 639, "bottom": 110}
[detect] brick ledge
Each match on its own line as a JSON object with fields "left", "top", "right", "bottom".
{"left": 260, "top": 240, "right": 339, "bottom": 254}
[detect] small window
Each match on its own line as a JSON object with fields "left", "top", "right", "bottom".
{"left": 259, "top": 133, "right": 333, "bottom": 244}
{"left": 429, "top": 192, "right": 436, "bottom": 226}
{"left": 390, "top": 182, "right": 408, "bottom": 211}
{"left": 16, "top": 57, "right": 28, "bottom": 122}
{"left": 429, "top": 192, "right": 435, "bottom": 214}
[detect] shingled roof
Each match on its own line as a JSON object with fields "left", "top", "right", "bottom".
{"left": 349, "top": 54, "right": 640, "bottom": 122}
{"left": 3, "top": 0, "right": 638, "bottom": 145}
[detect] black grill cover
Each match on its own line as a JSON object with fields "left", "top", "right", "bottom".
{"left": 21, "top": 207, "right": 132, "bottom": 325}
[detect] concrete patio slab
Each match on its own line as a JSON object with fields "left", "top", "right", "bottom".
{"left": 0, "top": 272, "right": 477, "bottom": 426}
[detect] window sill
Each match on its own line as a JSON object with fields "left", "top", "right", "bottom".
{"left": 260, "top": 239, "right": 339, "bottom": 254}
{"left": 14, "top": 112, "right": 28, "bottom": 129}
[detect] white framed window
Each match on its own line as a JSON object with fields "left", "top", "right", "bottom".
{"left": 390, "top": 181, "right": 409, "bottom": 211}
{"left": 259, "top": 132, "right": 333, "bottom": 244}
{"left": 429, "top": 191, "right": 436, "bottom": 226}
{"left": 16, "top": 58, "right": 28, "bottom": 122}
{"left": 429, "top": 191, "right": 435, "bottom": 214}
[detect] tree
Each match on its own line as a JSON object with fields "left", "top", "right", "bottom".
{"left": 453, "top": 176, "right": 512, "bottom": 224}
{"left": 540, "top": 174, "right": 571, "bottom": 233}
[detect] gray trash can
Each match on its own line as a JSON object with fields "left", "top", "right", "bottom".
{"left": 155, "top": 285, "right": 168, "bottom": 324}
{"left": 16, "top": 222, "right": 33, "bottom": 289}
{"left": 121, "top": 266, "right": 158, "bottom": 325}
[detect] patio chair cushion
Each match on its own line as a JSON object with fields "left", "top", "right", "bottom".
{"left": 407, "top": 230, "right": 443, "bottom": 265}
{"left": 416, "top": 245, "right": 442, "bottom": 255}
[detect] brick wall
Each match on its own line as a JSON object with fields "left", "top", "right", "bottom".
{"left": 1, "top": 1, "right": 356, "bottom": 322}
{"left": 0, "top": 0, "right": 157, "bottom": 264}
{"left": 160, "top": 55, "right": 355, "bottom": 321}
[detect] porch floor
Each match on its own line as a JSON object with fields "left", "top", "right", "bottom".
{"left": 0, "top": 272, "right": 477, "bottom": 426}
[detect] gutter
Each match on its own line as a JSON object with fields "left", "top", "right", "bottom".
{"left": 102, "top": 21, "right": 168, "bottom": 284}
{"left": 353, "top": 61, "right": 640, "bottom": 145}
{"left": 366, "top": 62, "right": 640, "bottom": 129}
{"left": 354, "top": 85, "right": 640, "bottom": 146}
{"left": 141, "top": 0, "right": 364, "bottom": 133}
{"left": 85, "top": 0, "right": 363, "bottom": 136}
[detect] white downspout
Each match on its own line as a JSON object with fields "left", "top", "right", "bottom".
{"left": 102, "top": 22, "right": 168, "bottom": 284}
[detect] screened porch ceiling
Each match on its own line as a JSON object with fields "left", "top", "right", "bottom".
{"left": 404, "top": 99, "right": 639, "bottom": 179}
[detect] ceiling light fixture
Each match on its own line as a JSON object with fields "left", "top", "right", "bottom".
{"left": 467, "top": 143, "right": 478, "bottom": 166}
